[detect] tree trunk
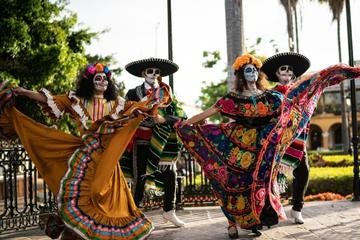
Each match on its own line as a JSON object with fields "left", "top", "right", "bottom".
{"left": 225, "top": 0, "right": 244, "bottom": 91}
{"left": 280, "top": 0, "right": 295, "bottom": 52}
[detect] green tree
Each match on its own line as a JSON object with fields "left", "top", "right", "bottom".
{"left": 0, "top": 0, "right": 124, "bottom": 134}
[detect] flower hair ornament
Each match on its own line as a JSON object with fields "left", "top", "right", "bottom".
{"left": 232, "top": 54, "right": 262, "bottom": 71}
{"left": 84, "top": 63, "right": 112, "bottom": 80}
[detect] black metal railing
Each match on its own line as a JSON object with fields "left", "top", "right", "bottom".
{"left": 0, "top": 139, "right": 57, "bottom": 233}
{"left": 0, "top": 141, "right": 215, "bottom": 233}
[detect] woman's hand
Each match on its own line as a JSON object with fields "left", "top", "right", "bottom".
{"left": 175, "top": 119, "right": 191, "bottom": 128}
{"left": 13, "top": 87, "right": 27, "bottom": 96}
{"left": 153, "top": 114, "right": 166, "bottom": 124}
{"left": 12, "top": 87, "right": 47, "bottom": 103}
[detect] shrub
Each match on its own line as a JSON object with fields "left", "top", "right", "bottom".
{"left": 308, "top": 153, "right": 353, "bottom": 167}
{"left": 284, "top": 166, "right": 354, "bottom": 197}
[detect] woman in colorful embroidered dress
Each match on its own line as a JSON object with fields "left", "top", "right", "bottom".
{"left": 0, "top": 63, "right": 171, "bottom": 240}
{"left": 175, "top": 53, "right": 360, "bottom": 238}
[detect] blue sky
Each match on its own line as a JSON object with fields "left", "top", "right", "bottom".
{"left": 67, "top": 0, "right": 360, "bottom": 111}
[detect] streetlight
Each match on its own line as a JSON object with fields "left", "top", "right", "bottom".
{"left": 167, "top": 0, "right": 174, "bottom": 91}
{"left": 345, "top": 0, "right": 360, "bottom": 201}
{"left": 346, "top": 95, "right": 352, "bottom": 154}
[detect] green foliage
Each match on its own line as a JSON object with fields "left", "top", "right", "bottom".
{"left": 309, "top": 153, "right": 353, "bottom": 167}
{"left": 0, "top": 0, "right": 124, "bottom": 133}
{"left": 198, "top": 80, "right": 228, "bottom": 123}
{"left": 245, "top": 37, "right": 279, "bottom": 57}
{"left": 202, "top": 51, "right": 221, "bottom": 68}
{"left": 0, "top": 0, "right": 91, "bottom": 122}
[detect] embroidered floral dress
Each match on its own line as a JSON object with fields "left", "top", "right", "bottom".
{"left": 176, "top": 64, "right": 360, "bottom": 230}
{"left": 0, "top": 83, "right": 172, "bottom": 239}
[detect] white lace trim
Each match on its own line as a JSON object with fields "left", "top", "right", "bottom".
{"left": 39, "top": 88, "right": 63, "bottom": 119}
{"left": 68, "top": 91, "right": 89, "bottom": 129}
{"left": 110, "top": 96, "right": 125, "bottom": 119}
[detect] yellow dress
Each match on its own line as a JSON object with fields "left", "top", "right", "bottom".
{"left": 0, "top": 84, "right": 171, "bottom": 239}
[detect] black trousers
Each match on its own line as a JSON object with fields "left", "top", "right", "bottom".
{"left": 292, "top": 152, "right": 310, "bottom": 211}
{"left": 133, "top": 144, "right": 177, "bottom": 212}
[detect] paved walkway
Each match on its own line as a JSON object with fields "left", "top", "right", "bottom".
{"left": 1, "top": 200, "right": 360, "bottom": 240}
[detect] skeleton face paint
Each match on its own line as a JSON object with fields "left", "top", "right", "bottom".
{"left": 243, "top": 64, "right": 258, "bottom": 82}
{"left": 276, "top": 65, "right": 295, "bottom": 85}
{"left": 93, "top": 73, "right": 108, "bottom": 93}
{"left": 144, "top": 68, "right": 160, "bottom": 85}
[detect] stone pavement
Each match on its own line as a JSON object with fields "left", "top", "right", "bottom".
{"left": 1, "top": 200, "right": 360, "bottom": 240}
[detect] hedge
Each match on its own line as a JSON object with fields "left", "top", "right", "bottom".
{"left": 284, "top": 166, "right": 354, "bottom": 197}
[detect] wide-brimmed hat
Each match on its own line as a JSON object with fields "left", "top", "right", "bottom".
{"left": 125, "top": 57, "right": 179, "bottom": 77}
{"left": 261, "top": 52, "right": 310, "bottom": 82}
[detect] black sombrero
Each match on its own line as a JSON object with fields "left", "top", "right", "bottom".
{"left": 261, "top": 52, "right": 310, "bottom": 82}
{"left": 125, "top": 57, "right": 179, "bottom": 77}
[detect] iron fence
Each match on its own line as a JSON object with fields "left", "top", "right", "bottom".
{"left": 0, "top": 139, "right": 57, "bottom": 233}
{"left": 0, "top": 141, "right": 215, "bottom": 233}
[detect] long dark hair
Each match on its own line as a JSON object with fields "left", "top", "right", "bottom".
{"left": 75, "top": 66, "right": 117, "bottom": 101}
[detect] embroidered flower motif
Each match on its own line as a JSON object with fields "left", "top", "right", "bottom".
{"left": 205, "top": 162, "right": 214, "bottom": 172}
{"left": 257, "top": 102, "right": 268, "bottom": 115}
{"left": 244, "top": 103, "right": 252, "bottom": 110}
{"left": 235, "top": 128, "right": 243, "bottom": 137}
{"left": 217, "top": 167, "right": 227, "bottom": 184}
{"left": 240, "top": 151, "right": 253, "bottom": 169}
{"left": 281, "top": 128, "right": 293, "bottom": 144}
{"left": 229, "top": 155, "right": 237, "bottom": 165}
{"left": 218, "top": 98, "right": 235, "bottom": 113}
{"left": 236, "top": 195, "right": 246, "bottom": 210}
{"left": 255, "top": 188, "right": 265, "bottom": 201}
{"left": 242, "top": 129, "right": 256, "bottom": 145}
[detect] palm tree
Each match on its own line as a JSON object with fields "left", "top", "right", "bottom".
{"left": 225, "top": 0, "right": 244, "bottom": 91}
{"left": 318, "top": 0, "right": 349, "bottom": 152}
{"left": 279, "top": 0, "right": 299, "bottom": 52}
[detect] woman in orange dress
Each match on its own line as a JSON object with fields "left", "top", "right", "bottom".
{"left": 0, "top": 63, "right": 171, "bottom": 239}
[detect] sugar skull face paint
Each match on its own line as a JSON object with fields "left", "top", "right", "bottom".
{"left": 243, "top": 64, "right": 258, "bottom": 82}
{"left": 276, "top": 65, "right": 295, "bottom": 85}
{"left": 144, "top": 68, "right": 161, "bottom": 85}
{"left": 93, "top": 73, "right": 108, "bottom": 92}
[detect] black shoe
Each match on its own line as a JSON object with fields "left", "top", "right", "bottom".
{"left": 251, "top": 228, "right": 262, "bottom": 237}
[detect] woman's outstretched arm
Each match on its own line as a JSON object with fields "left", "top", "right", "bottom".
{"left": 13, "top": 87, "right": 47, "bottom": 103}
{"left": 181, "top": 105, "right": 219, "bottom": 125}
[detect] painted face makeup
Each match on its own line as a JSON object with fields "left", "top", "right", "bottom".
{"left": 276, "top": 65, "right": 295, "bottom": 85}
{"left": 144, "top": 68, "right": 161, "bottom": 85}
{"left": 93, "top": 73, "right": 108, "bottom": 92}
{"left": 243, "top": 64, "right": 258, "bottom": 82}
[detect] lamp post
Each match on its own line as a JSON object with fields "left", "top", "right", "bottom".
{"left": 345, "top": 0, "right": 360, "bottom": 201}
{"left": 346, "top": 95, "right": 353, "bottom": 154}
{"left": 167, "top": 0, "right": 174, "bottom": 91}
